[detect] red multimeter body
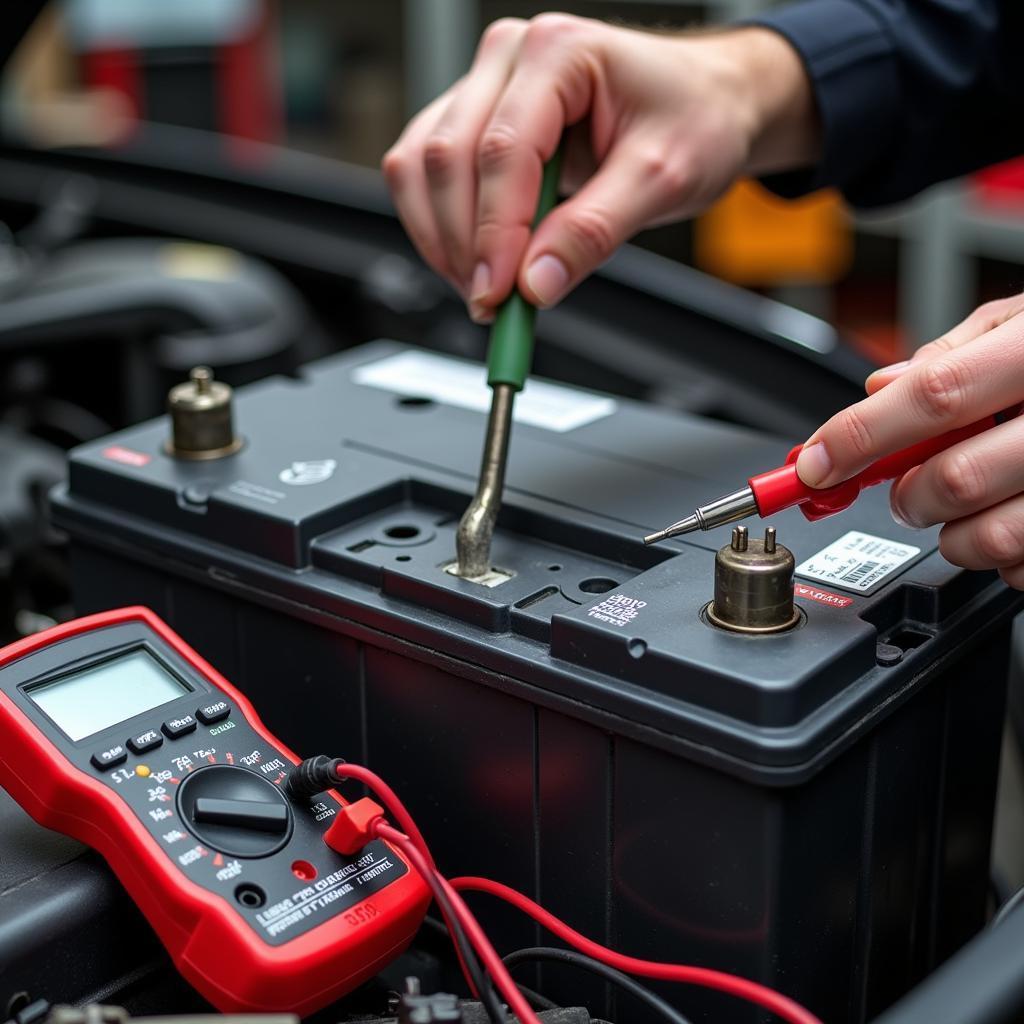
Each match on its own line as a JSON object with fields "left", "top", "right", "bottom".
{"left": 0, "top": 607, "right": 429, "bottom": 1015}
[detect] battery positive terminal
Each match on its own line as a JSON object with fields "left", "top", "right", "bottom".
{"left": 705, "top": 526, "right": 801, "bottom": 634}
{"left": 165, "top": 366, "right": 243, "bottom": 460}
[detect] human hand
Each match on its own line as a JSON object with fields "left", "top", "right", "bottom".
{"left": 796, "top": 294, "right": 1024, "bottom": 587}
{"left": 382, "top": 14, "right": 817, "bottom": 322}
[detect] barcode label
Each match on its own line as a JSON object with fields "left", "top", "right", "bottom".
{"left": 796, "top": 533, "right": 921, "bottom": 593}
{"left": 841, "top": 561, "right": 880, "bottom": 585}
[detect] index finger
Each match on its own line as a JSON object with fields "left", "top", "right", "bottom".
{"left": 471, "top": 15, "right": 599, "bottom": 313}
{"left": 796, "top": 315, "right": 1024, "bottom": 488}
{"left": 866, "top": 293, "right": 1024, "bottom": 395}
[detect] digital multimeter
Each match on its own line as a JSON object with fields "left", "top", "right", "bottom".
{"left": 0, "top": 607, "right": 429, "bottom": 1015}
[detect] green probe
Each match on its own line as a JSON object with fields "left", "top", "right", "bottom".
{"left": 485, "top": 151, "right": 563, "bottom": 390}
{"left": 454, "top": 147, "right": 564, "bottom": 579}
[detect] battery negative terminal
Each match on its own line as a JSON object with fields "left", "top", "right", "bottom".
{"left": 442, "top": 561, "right": 514, "bottom": 588}
{"left": 705, "top": 526, "right": 801, "bottom": 634}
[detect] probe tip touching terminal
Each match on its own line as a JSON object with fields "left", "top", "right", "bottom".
{"left": 455, "top": 382, "right": 515, "bottom": 578}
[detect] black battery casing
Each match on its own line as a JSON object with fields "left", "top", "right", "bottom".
{"left": 48, "top": 341, "right": 1022, "bottom": 1023}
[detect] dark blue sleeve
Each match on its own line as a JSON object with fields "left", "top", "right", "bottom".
{"left": 746, "top": 0, "right": 1024, "bottom": 207}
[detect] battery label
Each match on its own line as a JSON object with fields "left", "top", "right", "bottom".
{"left": 587, "top": 594, "right": 647, "bottom": 627}
{"left": 352, "top": 351, "right": 617, "bottom": 432}
{"left": 102, "top": 445, "right": 151, "bottom": 467}
{"left": 795, "top": 532, "right": 921, "bottom": 593}
{"left": 794, "top": 583, "right": 855, "bottom": 608}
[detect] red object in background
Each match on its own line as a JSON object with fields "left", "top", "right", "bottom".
{"left": 220, "top": 1, "right": 282, "bottom": 150}
{"left": 845, "top": 321, "right": 908, "bottom": 369}
{"left": 975, "top": 158, "right": 1024, "bottom": 208}
{"left": 79, "top": 1, "right": 281, "bottom": 151}
{"left": 82, "top": 42, "right": 142, "bottom": 138}
{"left": 0, "top": 607, "right": 428, "bottom": 1014}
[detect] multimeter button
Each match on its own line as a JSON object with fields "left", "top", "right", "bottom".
{"left": 193, "top": 797, "right": 289, "bottom": 833}
{"left": 162, "top": 714, "right": 197, "bottom": 739}
{"left": 127, "top": 729, "right": 163, "bottom": 755}
{"left": 91, "top": 744, "right": 127, "bottom": 770}
{"left": 196, "top": 701, "right": 230, "bottom": 724}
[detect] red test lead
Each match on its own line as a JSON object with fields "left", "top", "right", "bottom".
{"left": 644, "top": 416, "right": 998, "bottom": 544}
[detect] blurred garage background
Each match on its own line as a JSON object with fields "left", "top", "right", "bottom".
{"left": 7, "top": 0, "right": 1024, "bottom": 363}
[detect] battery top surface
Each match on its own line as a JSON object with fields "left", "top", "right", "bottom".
{"left": 54, "top": 342, "right": 1021, "bottom": 781}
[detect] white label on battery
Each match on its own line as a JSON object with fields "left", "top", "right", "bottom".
{"left": 795, "top": 531, "right": 921, "bottom": 592}
{"left": 352, "top": 351, "right": 617, "bottom": 432}
{"left": 587, "top": 594, "right": 647, "bottom": 627}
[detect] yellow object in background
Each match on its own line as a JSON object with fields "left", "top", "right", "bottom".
{"left": 694, "top": 180, "right": 852, "bottom": 287}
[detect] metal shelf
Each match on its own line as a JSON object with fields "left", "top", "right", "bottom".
{"left": 858, "top": 181, "right": 1024, "bottom": 346}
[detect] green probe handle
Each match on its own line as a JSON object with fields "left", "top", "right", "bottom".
{"left": 486, "top": 147, "right": 563, "bottom": 391}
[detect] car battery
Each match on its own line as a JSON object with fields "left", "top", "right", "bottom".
{"left": 51, "top": 341, "right": 1022, "bottom": 1023}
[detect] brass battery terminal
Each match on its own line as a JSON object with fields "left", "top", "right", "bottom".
{"left": 705, "top": 526, "right": 801, "bottom": 634}
{"left": 166, "top": 366, "right": 243, "bottom": 460}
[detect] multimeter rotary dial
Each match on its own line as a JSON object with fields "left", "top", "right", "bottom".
{"left": 176, "top": 764, "right": 293, "bottom": 858}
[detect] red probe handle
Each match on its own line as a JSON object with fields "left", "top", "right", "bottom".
{"left": 749, "top": 416, "right": 999, "bottom": 522}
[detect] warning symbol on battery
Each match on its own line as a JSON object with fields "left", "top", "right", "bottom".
{"left": 278, "top": 460, "right": 337, "bottom": 486}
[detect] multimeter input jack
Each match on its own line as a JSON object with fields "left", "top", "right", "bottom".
{"left": 234, "top": 883, "right": 266, "bottom": 909}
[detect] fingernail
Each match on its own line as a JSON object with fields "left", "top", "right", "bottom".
{"left": 468, "top": 301, "right": 494, "bottom": 325}
{"left": 871, "top": 359, "right": 910, "bottom": 377}
{"left": 796, "top": 442, "right": 832, "bottom": 488}
{"left": 890, "top": 496, "right": 917, "bottom": 529}
{"left": 525, "top": 254, "right": 569, "bottom": 307}
{"left": 866, "top": 361, "right": 910, "bottom": 389}
{"left": 890, "top": 503, "right": 911, "bottom": 529}
{"left": 470, "top": 262, "right": 491, "bottom": 303}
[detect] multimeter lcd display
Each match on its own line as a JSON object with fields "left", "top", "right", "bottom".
{"left": 27, "top": 649, "right": 189, "bottom": 741}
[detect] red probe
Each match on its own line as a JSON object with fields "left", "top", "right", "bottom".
{"left": 644, "top": 416, "right": 998, "bottom": 543}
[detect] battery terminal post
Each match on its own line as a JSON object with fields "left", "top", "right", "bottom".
{"left": 704, "top": 526, "right": 801, "bottom": 634}
{"left": 166, "top": 366, "right": 243, "bottom": 460}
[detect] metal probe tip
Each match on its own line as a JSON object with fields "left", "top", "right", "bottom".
{"left": 455, "top": 382, "right": 515, "bottom": 578}
{"left": 642, "top": 486, "right": 759, "bottom": 545}
{"left": 643, "top": 514, "right": 700, "bottom": 545}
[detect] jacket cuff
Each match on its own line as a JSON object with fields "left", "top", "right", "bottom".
{"left": 742, "top": 0, "right": 902, "bottom": 200}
